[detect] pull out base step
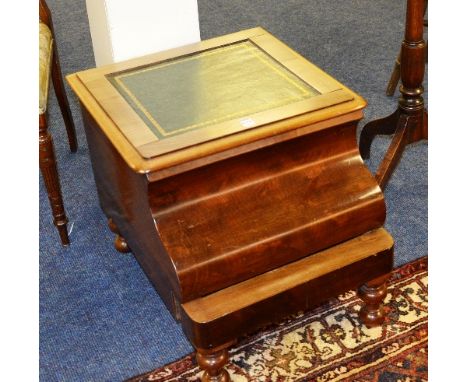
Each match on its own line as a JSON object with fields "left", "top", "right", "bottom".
{"left": 181, "top": 228, "right": 393, "bottom": 356}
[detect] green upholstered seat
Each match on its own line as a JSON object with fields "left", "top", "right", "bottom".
{"left": 39, "top": 21, "right": 53, "bottom": 115}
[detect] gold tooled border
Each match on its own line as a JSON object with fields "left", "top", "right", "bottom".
{"left": 111, "top": 41, "right": 319, "bottom": 137}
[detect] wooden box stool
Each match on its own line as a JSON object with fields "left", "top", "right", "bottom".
{"left": 68, "top": 28, "right": 393, "bottom": 381}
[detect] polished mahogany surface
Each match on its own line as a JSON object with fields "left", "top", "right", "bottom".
{"left": 151, "top": 123, "right": 385, "bottom": 301}
{"left": 68, "top": 28, "right": 393, "bottom": 382}
{"left": 181, "top": 228, "right": 393, "bottom": 349}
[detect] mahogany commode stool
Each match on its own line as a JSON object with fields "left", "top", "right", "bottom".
{"left": 68, "top": 28, "right": 394, "bottom": 381}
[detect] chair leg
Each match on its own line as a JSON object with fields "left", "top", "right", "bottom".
{"left": 51, "top": 44, "right": 78, "bottom": 153}
{"left": 40, "top": 114, "right": 70, "bottom": 245}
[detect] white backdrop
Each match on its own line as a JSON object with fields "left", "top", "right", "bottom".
{"left": 86, "top": 0, "right": 201, "bottom": 66}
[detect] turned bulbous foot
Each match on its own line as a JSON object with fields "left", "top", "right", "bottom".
{"left": 107, "top": 218, "right": 131, "bottom": 253}
{"left": 114, "top": 235, "right": 130, "bottom": 253}
{"left": 196, "top": 347, "right": 231, "bottom": 382}
{"left": 358, "top": 275, "right": 388, "bottom": 328}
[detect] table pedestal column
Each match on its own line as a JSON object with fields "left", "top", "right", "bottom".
{"left": 359, "top": 0, "right": 427, "bottom": 189}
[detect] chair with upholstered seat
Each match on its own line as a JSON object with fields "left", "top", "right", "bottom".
{"left": 39, "top": 0, "right": 77, "bottom": 245}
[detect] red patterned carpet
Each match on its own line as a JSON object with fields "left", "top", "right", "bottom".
{"left": 127, "top": 257, "right": 428, "bottom": 382}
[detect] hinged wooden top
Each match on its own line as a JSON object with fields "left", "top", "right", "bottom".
{"left": 68, "top": 27, "right": 366, "bottom": 173}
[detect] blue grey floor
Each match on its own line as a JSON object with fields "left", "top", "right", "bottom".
{"left": 40, "top": 1, "right": 427, "bottom": 381}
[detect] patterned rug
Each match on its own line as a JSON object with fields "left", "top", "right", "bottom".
{"left": 127, "top": 257, "right": 428, "bottom": 382}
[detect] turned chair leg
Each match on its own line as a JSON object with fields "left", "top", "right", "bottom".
{"left": 358, "top": 274, "right": 389, "bottom": 328}
{"left": 51, "top": 44, "right": 78, "bottom": 153}
{"left": 196, "top": 344, "right": 231, "bottom": 382}
{"left": 107, "top": 218, "right": 131, "bottom": 253}
{"left": 39, "top": 114, "right": 70, "bottom": 246}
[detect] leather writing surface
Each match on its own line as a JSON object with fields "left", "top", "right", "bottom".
{"left": 108, "top": 40, "right": 320, "bottom": 139}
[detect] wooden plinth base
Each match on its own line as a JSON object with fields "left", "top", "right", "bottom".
{"left": 181, "top": 228, "right": 393, "bottom": 353}
{"left": 182, "top": 230, "right": 392, "bottom": 381}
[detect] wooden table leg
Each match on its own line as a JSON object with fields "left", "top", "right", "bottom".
{"left": 385, "top": 51, "right": 401, "bottom": 97}
{"left": 359, "top": 110, "right": 400, "bottom": 160}
{"left": 359, "top": 0, "right": 427, "bottom": 190}
{"left": 385, "top": 0, "right": 427, "bottom": 97}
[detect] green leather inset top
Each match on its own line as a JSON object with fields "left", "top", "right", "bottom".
{"left": 108, "top": 40, "right": 320, "bottom": 139}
